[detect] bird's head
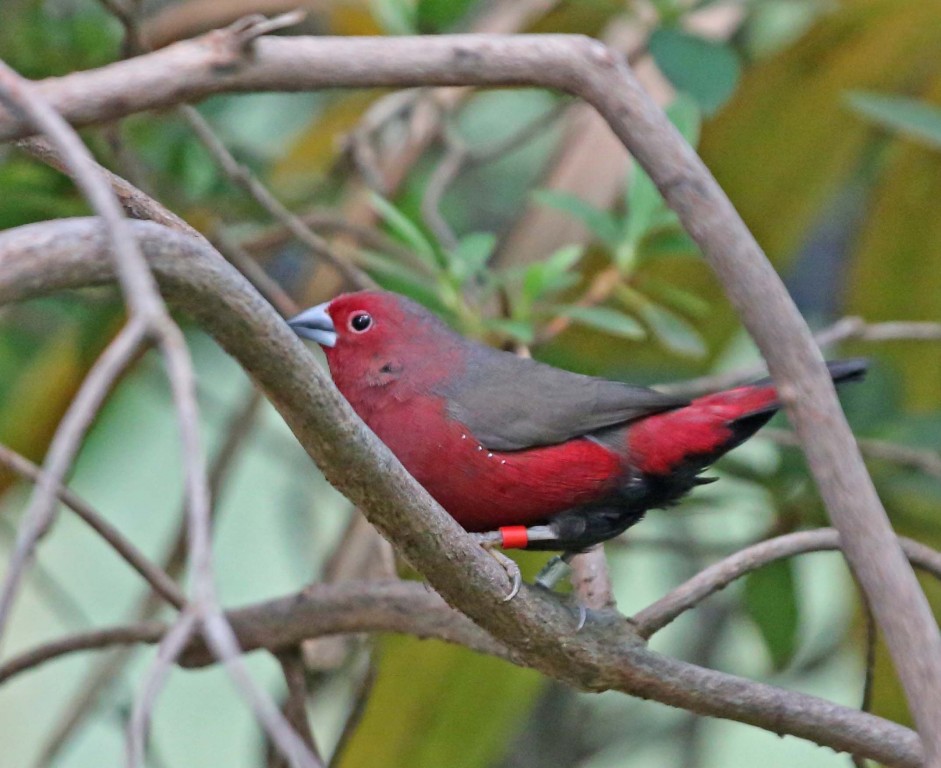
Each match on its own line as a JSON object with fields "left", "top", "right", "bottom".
{"left": 288, "top": 290, "right": 461, "bottom": 392}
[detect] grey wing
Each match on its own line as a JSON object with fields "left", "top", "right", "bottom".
{"left": 443, "top": 347, "right": 688, "bottom": 451}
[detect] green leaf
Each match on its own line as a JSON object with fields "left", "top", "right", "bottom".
{"left": 649, "top": 28, "right": 741, "bottom": 115}
{"left": 638, "top": 301, "right": 708, "bottom": 358}
{"left": 553, "top": 306, "right": 646, "bottom": 340}
{"left": 544, "top": 243, "right": 585, "bottom": 276}
{"left": 846, "top": 91, "right": 941, "bottom": 151}
{"left": 639, "top": 228, "right": 700, "bottom": 263}
{"left": 639, "top": 277, "right": 711, "bottom": 318}
{"left": 447, "top": 232, "right": 496, "bottom": 283}
{"left": 484, "top": 318, "right": 535, "bottom": 345}
{"left": 370, "top": 0, "right": 418, "bottom": 34}
{"left": 336, "top": 636, "right": 543, "bottom": 768}
{"left": 532, "top": 190, "right": 622, "bottom": 248}
{"left": 416, "top": 0, "right": 476, "bottom": 31}
{"left": 743, "top": 559, "right": 801, "bottom": 670}
{"left": 622, "top": 166, "right": 662, "bottom": 257}
{"left": 370, "top": 192, "right": 440, "bottom": 269}
{"left": 357, "top": 250, "right": 445, "bottom": 313}
{"left": 666, "top": 92, "right": 703, "bottom": 145}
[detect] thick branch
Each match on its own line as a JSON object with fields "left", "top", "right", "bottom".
{"left": 0, "top": 218, "right": 923, "bottom": 768}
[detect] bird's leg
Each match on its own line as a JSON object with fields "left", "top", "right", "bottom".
{"left": 469, "top": 525, "right": 576, "bottom": 603}
{"left": 469, "top": 525, "right": 563, "bottom": 600}
{"left": 469, "top": 531, "right": 523, "bottom": 602}
{"left": 469, "top": 530, "right": 589, "bottom": 628}
{"left": 534, "top": 551, "right": 576, "bottom": 590}
{"left": 536, "top": 552, "right": 590, "bottom": 631}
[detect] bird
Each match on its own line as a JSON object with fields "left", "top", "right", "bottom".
{"left": 289, "top": 290, "right": 866, "bottom": 594}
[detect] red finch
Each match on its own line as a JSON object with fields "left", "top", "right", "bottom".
{"left": 290, "top": 291, "right": 864, "bottom": 586}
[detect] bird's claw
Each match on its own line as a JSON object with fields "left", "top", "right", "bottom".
{"left": 490, "top": 549, "right": 522, "bottom": 601}
{"left": 572, "top": 602, "right": 588, "bottom": 631}
{"left": 472, "top": 535, "right": 522, "bottom": 601}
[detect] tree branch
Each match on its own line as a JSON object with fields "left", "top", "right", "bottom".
{"left": 633, "top": 529, "right": 941, "bottom": 639}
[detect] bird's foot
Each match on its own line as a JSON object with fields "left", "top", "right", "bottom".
{"left": 470, "top": 532, "right": 522, "bottom": 601}
{"left": 535, "top": 552, "right": 574, "bottom": 590}
{"left": 469, "top": 525, "right": 566, "bottom": 602}
{"left": 534, "top": 553, "right": 589, "bottom": 630}
{"left": 572, "top": 602, "right": 588, "bottom": 632}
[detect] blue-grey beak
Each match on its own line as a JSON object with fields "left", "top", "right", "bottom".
{"left": 288, "top": 302, "right": 336, "bottom": 348}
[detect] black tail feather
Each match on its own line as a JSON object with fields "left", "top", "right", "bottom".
{"left": 728, "top": 358, "right": 867, "bottom": 447}
{"left": 750, "top": 357, "right": 869, "bottom": 390}
{"left": 825, "top": 357, "right": 869, "bottom": 385}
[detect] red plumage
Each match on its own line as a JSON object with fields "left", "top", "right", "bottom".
{"left": 290, "top": 291, "right": 865, "bottom": 553}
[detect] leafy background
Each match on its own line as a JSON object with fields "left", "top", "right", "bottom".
{"left": 0, "top": 0, "right": 939, "bottom": 766}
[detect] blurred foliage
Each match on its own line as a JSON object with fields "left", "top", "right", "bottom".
{"left": 1, "top": 0, "right": 940, "bottom": 766}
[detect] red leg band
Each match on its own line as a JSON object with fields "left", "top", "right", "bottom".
{"left": 500, "top": 526, "right": 529, "bottom": 549}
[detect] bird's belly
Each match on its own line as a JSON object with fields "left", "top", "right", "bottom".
{"left": 362, "top": 398, "right": 623, "bottom": 532}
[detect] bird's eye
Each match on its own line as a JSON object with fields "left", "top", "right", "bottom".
{"left": 349, "top": 312, "right": 372, "bottom": 333}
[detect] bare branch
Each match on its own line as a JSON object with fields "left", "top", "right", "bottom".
{"left": 14, "top": 136, "right": 204, "bottom": 241}
{"left": 763, "top": 428, "right": 941, "bottom": 479}
{"left": 0, "top": 319, "right": 147, "bottom": 641}
{"left": 179, "top": 105, "right": 375, "bottom": 291}
{"left": 0, "top": 623, "right": 165, "bottom": 686}
{"left": 0, "top": 444, "right": 186, "bottom": 609}
{"left": 0, "top": 580, "right": 509, "bottom": 686}
{"left": 274, "top": 649, "right": 321, "bottom": 766}
{"left": 658, "top": 316, "right": 941, "bottom": 398}
{"left": 570, "top": 546, "right": 616, "bottom": 612}
{"left": 127, "top": 611, "right": 198, "bottom": 767}
{"left": 633, "top": 529, "right": 941, "bottom": 639}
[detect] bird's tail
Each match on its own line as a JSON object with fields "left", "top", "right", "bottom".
{"left": 629, "top": 358, "right": 868, "bottom": 476}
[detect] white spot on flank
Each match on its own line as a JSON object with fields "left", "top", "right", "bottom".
{"left": 501, "top": 460, "right": 506, "bottom": 465}
{"left": 461, "top": 434, "right": 467, "bottom": 439}
{"left": 476, "top": 446, "right": 483, "bottom": 451}
{"left": 487, "top": 452, "right": 493, "bottom": 458}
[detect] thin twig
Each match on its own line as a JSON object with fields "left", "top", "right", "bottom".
{"left": 239, "top": 211, "right": 416, "bottom": 265}
{"left": 15, "top": 136, "right": 204, "bottom": 242}
{"left": 0, "top": 319, "right": 147, "bottom": 642}
{"left": 632, "top": 529, "right": 941, "bottom": 639}
{"left": 274, "top": 649, "right": 321, "bottom": 766}
{"left": 212, "top": 229, "right": 299, "bottom": 318}
{"left": 658, "top": 316, "right": 941, "bottom": 398}
{"left": 180, "top": 105, "right": 375, "bottom": 291}
{"left": 0, "top": 623, "right": 165, "bottom": 685}
{"left": 0, "top": 517, "right": 95, "bottom": 630}
{"left": 35, "top": 388, "right": 263, "bottom": 767}
{"left": 851, "top": 597, "right": 877, "bottom": 768}
{"left": 126, "top": 610, "right": 198, "bottom": 768}
{"left": 0, "top": 443, "right": 186, "bottom": 609}
{"left": 421, "top": 98, "right": 570, "bottom": 248}
{"left": 327, "top": 659, "right": 377, "bottom": 768}
{"left": 763, "top": 428, "right": 941, "bottom": 479}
